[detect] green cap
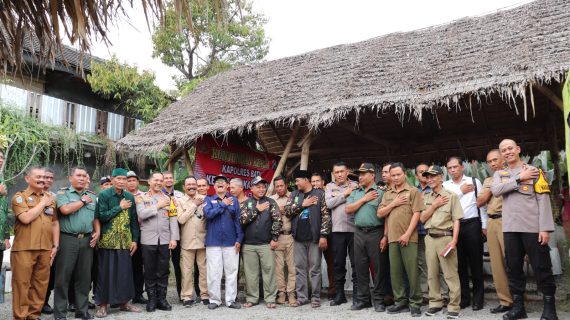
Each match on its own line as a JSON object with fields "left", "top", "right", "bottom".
{"left": 111, "top": 168, "right": 129, "bottom": 177}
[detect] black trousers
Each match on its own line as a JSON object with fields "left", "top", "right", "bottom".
{"left": 142, "top": 244, "right": 171, "bottom": 289}
{"left": 354, "top": 227, "right": 390, "bottom": 305}
{"left": 331, "top": 232, "right": 355, "bottom": 291}
{"left": 170, "top": 241, "right": 182, "bottom": 297}
{"left": 457, "top": 218, "right": 484, "bottom": 307}
{"left": 503, "top": 232, "right": 556, "bottom": 296}
{"left": 132, "top": 241, "right": 145, "bottom": 297}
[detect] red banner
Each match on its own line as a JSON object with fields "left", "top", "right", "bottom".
{"left": 194, "top": 136, "right": 278, "bottom": 195}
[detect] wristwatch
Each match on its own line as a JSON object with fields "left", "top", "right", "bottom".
{"left": 80, "top": 198, "right": 87, "bottom": 205}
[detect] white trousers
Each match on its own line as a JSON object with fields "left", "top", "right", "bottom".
{"left": 206, "top": 246, "right": 239, "bottom": 306}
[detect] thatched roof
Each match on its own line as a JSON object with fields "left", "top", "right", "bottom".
{"left": 117, "top": 0, "right": 570, "bottom": 152}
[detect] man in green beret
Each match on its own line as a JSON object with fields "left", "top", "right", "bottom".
{"left": 94, "top": 168, "right": 141, "bottom": 318}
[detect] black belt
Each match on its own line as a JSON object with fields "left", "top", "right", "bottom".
{"left": 427, "top": 230, "right": 453, "bottom": 238}
{"left": 356, "top": 225, "right": 382, "bottom": 233}
{"left": 280, "top": 230, "right": 292, "bottom": 235}
{"left": 488, "top": 214, "right": 502, "bottom": 219}
{"left": 460, "top": 217, "right": 480, "bottom": 224}
{"left": 61, "top": 231, "right": 91, "bottom": 239}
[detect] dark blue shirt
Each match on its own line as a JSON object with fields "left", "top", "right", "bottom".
{"left": 417, "top": 184, "right": 432, "bottom": 236}
{"left": 203, "top": 193, "right": 244, "bottom": 247}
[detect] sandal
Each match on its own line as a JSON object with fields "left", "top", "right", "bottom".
{"left": 289, "top": 301, "right": 302, "bottom": 308}
{"left": 311, "top": 300, "right": 320, "bottom": 308}
{"left": 243, "top": 302, "right": 258, "bottom": 308}
{"left": 119, "top": 303, "right": 142, "bottom": 312}
{"left": 266, "top": 303, "right": 276, "bottom": 309}
{"left": 95, "top": 306, "right": 108, "bottom": 318}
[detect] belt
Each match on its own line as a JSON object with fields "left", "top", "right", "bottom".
{"left": 61, "top": 231, "right": 91, "bottom": 239}
{"left": 280, "top": 230, "right": 292, "bottom": 235}
{"left": 356, "top": 225, "right": 382, "bottom": 233}
{"left": 460, "top": 217, "right": 480, "bottom": 224}
{"left": 488, "top": 214, "right": 502, "bottom": 219}
{"left": 427, "top": 230, "right": 453, "bottom": 238}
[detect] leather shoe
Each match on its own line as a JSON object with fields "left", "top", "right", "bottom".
{"left": 350, "top": 302, "right": 372, "bottom": 310}
{"left": 374, "top": 303, "right": 386, "bottom": 312}
{"left": 75, "top": 312, "right": 94, "bottom": 319}
{"left": 41, "top": 303, "right": 54, "bottom": 314}
{"left": 491, "top": 305, "right": 512, "bottom": 313}
{"left": 472, "top": 304, "right": 483, "bottom": 311}
{"left": 387, "top": 304, "right": 410, "bottom": 314}
{"left": 207, "top": 303, "right": 219, "bottom": 310}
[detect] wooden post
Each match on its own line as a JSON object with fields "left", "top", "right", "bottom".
{"left": 300, "top": 132, "right": 312, "bottom": 170}
{"left": 168, "top": 144, "right": 177, "bottom": 173}
{"left": 268, "top": 123, "right": 300, "bottom": 194}
{"left": 534, "top": 84, "right": 564, "bottom": 112}
{"left": 183, "top": 147, "right": 194, "bottom": 176}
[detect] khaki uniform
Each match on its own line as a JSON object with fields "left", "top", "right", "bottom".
{"left": 177, "top": 194, "right": 209, "bottom": 301}
{"left": 11, "top": 188, "right": 56, "bottom": 320}
{"left": 482, "top": 177, "right": 512, "bottom": 307}
{"left": 270, "top": 192, "right": 295, "bottom": 296}
{"left": 423, "top": 189, "right": 463, "bottom": 313}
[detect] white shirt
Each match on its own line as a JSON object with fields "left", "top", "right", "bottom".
{"left": 443, "top": 175, "right": 488, "bottom": 228}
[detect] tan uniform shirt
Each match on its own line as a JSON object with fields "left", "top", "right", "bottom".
{"left": 423, "top": 188, "right": 464, "bottom": 230}
{"left": 178, "top": 194, "right": 207, "bottom": 250}
{"left": 482, "top": 177, "right": 503, "bottom": 214}
{"left": 490, "top": 164, "right": 555, "bottom": 233}
{"left": 271, "top": 192, "right": 291, "bottom": 232}
{"left": 11, "top": 188, "right": 56, "bottom": 251}
{"left": 380, "top": 183, "right": 425, "bottom": 243}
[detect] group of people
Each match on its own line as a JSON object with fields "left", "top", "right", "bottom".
{"left": 0, "top": 138, "right": 559, "bottom": 320}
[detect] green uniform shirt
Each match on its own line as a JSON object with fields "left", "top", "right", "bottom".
{"left": 347, "top": 184, "right": 385, "bottom": 227}
{"left": 0, "top": 179, "right": 10, "bottom": 250}
{"left": 95, "top": 187, "right": 140, "bottom": 249}
{"left": 56, "top": 186, "right": 97, "bottom": 234}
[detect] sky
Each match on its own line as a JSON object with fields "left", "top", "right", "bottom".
{"left": 89, "top": 0, "right": 532, "bottom": 91}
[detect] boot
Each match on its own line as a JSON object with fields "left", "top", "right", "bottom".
{"left": 146, "top": 287, "right": 157, "bottom": 312}
{"left": 540, "top": 295, "right": 558, "bottom": 320}
{"left": 503, "top": 294, "right": 527, "bottom": 320}
{"left": 156, "top": 287, "right": 172, "bottom": 311}
{"left": 330, "top": 290, "right": 347, "bottom": 306}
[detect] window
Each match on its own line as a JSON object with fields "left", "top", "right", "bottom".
{"left": 26, "top": 92, "right": 42, "bottom": 119}
{"left": 96, "top": 110, "right": 108, "bottom": 136}
{"left": 64, "top": 103, "right": 76, "bottom": 129}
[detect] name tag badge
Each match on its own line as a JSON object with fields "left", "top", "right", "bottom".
{"left": 211, "top": 200, "right": 217, "bottom": 204}
{"left": 44, "top": 207, "right": 53, "bottom": 216}
{"left": 521, "top": 185, "right": 529, "bottom": 192}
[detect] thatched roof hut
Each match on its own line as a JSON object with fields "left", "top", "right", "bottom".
{"left": 118, "top": 0, "right": 569, "bottom": 174}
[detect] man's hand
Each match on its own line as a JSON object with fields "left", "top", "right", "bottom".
{"left": 90, "top": 232, "right": 100, "bottom": 248}
{"left": 319, "top": 237, "right": 328, "bottom": 250}
{"left": 222, "top": 197, "right": 234, "bottom": 206}
{"left": 41, "top": 193, "right": 54, "bottom": 206}
{"left": 460, "top": 183, "right": 475, "bottom": 194}
{"left": 4, "top": 239, "right": 10, "bottom": 250}
{"left": 50, "top": 247, "right": 58, "bottom": 266}
{"left": 193, "top": 197, "right": 204, "bottom": 207}
{"left": 379, "top": 236, "right": 388, "bottom": 252}
{"left": 391, "top": 194, "right": 408, "bottom": 208}
{"left": 538, "top": 231, "right": 550, "bottom": 246}
{"left": 432, "top": 195, "right": 449, "bottom": 209}
{"left": 156, "top": 197, "right": 170, "bottom": 209}
{"left": 80, "top": 195, "right": 93, "bottom": 204}
{"left": 129, "top": 242, "right": 138, "bottom": 256}
{"left": 120, "top": 199, "right": 133, "bottom": 210}
{"left": 301, "top": 196, "right": 318, "bottom": 208}
{"left": 398, "top": 233, "right": 411, "bottom": 246}
{"left": 442, "top": 240, "right": 457, "bottom": 256}
{"left": 168, "top": 240, "right": 177, "bottom": 250}
{"left": 482, "top": 228, "right": 487, "bottom": 237}
{"left": 270, "top": 240, "right": 279, "bottom": 250}
{"left": 343, "top": 186, "right": 356, "bottom": 198}
{"left": 363, "top": 191, "right": 379, "bottom": 202}
{"left": 256, "top": 202, "right": 270, "bottom": 212}
{"left": 519, "top": 165, "right": 540, "bottom": 182}
{"left": 234, "top": 242, "right": 241, "bottom": 253}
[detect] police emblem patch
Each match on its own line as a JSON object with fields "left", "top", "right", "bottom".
{"left": 16, "top": 196, "right": 23, "bottom": 204}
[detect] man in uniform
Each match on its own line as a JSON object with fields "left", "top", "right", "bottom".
{"left": 203, "top": 175, "right": 243, "bottom": 310}
{"left": 42, "top": 168, "right": 58, "bottom": 314}
{"left": 162, "top": 171, "right": 184, "bottom": 300}
{"left": 325, "top": 162, "right": 358, "bottom": 306}
{"left": 345, "top": 163, "right": 388, "bottom": 312}
{"left": 240, "top": 176, "right": 281, "bottom": 308}
{"left": 443, "top": 157, "right": 487, "bottom": 310}
{"left": 491, "top": 139, "right": 558, "bottom": 320}
{"left": 419, "top": 165, "right": 463, "bottom": 319}
{"left": 126, "top": 170, "right": 147, "bottom": 304}
{"left": 194, "top": 177, "right": 209, "bottom": 299}
{"left": 178, "top": 176, "right": 209, "bottom": 307}
{"left": 270, "top": 176, "right": 296, "bottom": 306}
{"left": 136, "top": 172, "right": 179, "bottom": 312}
{"left": 415, "top": 163, "right": 430, "bottom": 303}
{"left": 285, "top": 170, "right": 331, "bottom": 308}
{"left": 53, "top": 167, "right": 99, "bottom": 320}
{"left": 477, "top": 150, "right": 512, "bottom": 314}
{"left": 378, "top": 162, "right": 424, "bottom": 317}
{"left": 95, "top": 168, "right": 141, "bottom": 317}
{"left": 11, "top": 166, "right": 59, "bottom": 320}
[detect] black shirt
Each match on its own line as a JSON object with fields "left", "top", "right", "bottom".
{"left": 295, "top": 191, "right": 313, "bottom": 241}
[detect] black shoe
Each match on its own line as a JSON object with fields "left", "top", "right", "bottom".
{"left": 387, "top": 304, "right": 410, "bottom": 314}
{"left": 132, "top": 295, "right": 148, "bottom": 304}
{"left": 540, "top": 295, "right": 558, "bottom": 320}
{"left": 503, "top": 294, "right": 527, "bottom": 320}
{"left": 41, "top": 303, "right": 54, "bottom": 314}
{"left": 183, "top": 300, "right": 195, "bottom": 307}
{"left": 491, "top": 305, "right": 512, "bottom": 314}
{"left": 425, "top": 307, "right": 443, "bottom": 316}
{"left": 350, "top": 302, "right": 372, "bottom": 310}
{"left": 330, "top": 291, "right": 347, "bottom": 306}
{"left": 228, "top": 302, "right": 242, "bottom": 309}
{"left": 146, "top": 287, "right": 157, "bottom": 312}
{"left": 68, "top": 304, "right": 76, "bottom": 312}
{"left": 374, "top": 303, "right": 386, "bottom": 312}
{"left": 459, "top": 302, "right": 470, "bottom": 309}
{"left": 411, "top": 307, "right": 421, "bottom": 317}
{"left": 472, "top": 304, "right": 483, "bottom": 311}
{"left": 74, "top": 312, "right": 94, "bottom": 319}
{"left": 202, "top": 299, "right": 210, "bottom": 305}
{"left": 156, "top": 287, "right": 172, "bottom": 311}
{"left": 208, "top": 303, "right": 219, "bottom": 310}
{"left": 447, "top": 311, "right": 460, "bottom": 319}
{"left": 88, "top": 302, "right": 96, "bottom": 310}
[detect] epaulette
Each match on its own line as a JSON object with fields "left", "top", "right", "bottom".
{"left": 59, "top": 187, "right": 69, "bottom": 190}
{"left": 86, "top": 190, "right": 97, "bottom": 195}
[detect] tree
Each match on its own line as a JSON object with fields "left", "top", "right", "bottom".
{"left": 87, "top": 56, "right": 171, "bottom": 122}
{"left": 152, "top": 0, "right": 269, "bottom": 94}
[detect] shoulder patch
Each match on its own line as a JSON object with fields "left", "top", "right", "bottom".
{"left": 15, "top": 196, "right": 23, "bottom": 204}
{"left": 86, "top": 190, "right": 96, "bottom": 195}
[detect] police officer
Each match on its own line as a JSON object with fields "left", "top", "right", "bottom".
{"left": 491, "top": 139, "right": 558, "bottom": 320}
{"left": 54, "top": 167, "right": 99, "bottom": 320}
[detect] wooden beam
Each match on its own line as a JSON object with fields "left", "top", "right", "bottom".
{"left": 534, "top": 84, "right": 563, "bottom": 112}
{"left": 268, "top": 123, "right": 300, "bottom": 193}
{"left": 300, "top": 132, "right": 312, "bottom": 170}
{"left": 296, "top": 130, "right": 313, "bottom": 148}
{"left": 183, "top": 147, "right": 194, "bottom": 176}
{"left": 286, "top": 160, "right": 301, "bottom": 177}
{"left": 166, "top": 144, "right": 178, "bottom": 173}
{"left": 337, "top": 122, "right": 390, "bottom": 155}
{"left": 269, "top": 123, "right": 286, "bottom": 148}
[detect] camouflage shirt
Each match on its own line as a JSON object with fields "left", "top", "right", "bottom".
{"left": 240, "top": 196, "right": 282, "bottom": 242}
